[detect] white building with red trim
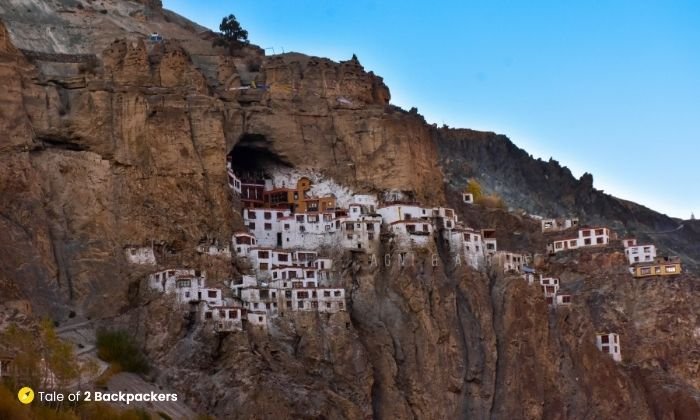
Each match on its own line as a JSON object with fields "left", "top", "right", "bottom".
{"left": 232, "top": 232, "right": 257, "bottom": 256}
{"left": 596, "top": 333, "right": 622, "bottom": 362}
{"left": 547, "top": 227, "right": 612, "bottom": 254}
{"left": 624, "top": 244, "right": 657, "bottom": 265}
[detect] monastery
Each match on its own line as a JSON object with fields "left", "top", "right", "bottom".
{"left": 152, "top": 163, "right": 686, "bottom": 345}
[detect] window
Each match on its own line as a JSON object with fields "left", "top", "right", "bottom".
{"left": 595, "top": 229, "right": 604, "bottom": 235}
{"left": 569, "top": 240, "right": 577, "bottom": 247}
{"left": 601, "top": 335, "right": 610, "bottom": 344}
{"left": 297, "top": 291, "right": 309, "bottom": 299}
{"left": 298, "top": 301, "right": 304, "bottom": 309}
{"left": 602, "top": 345, "right": 609, "bottom": 353}
{"left": 296, "top": 215, "right": 304, "bottom": 222}
{"left": 278, "top": 254, "right": 289, "bottom": 262}
{"left": 306, "top": 271, "right": 315, "bottom": 278}
{"left": 258, "top": 251, "right": 269, "bottom": 258}
{"left": 284, "top": 224, "right": 290, "bottom": 230}
{"left": 404, "top": 213, "right": 412, "bottom": 220}
{"left": 326, "top": 302, "right": 331, "bottom": 308}
{"left": 463, "top": 233, "right": 470, "bottom": 241}
{"left": 259, "top": 263, "right": 269, "bottom": 270}
{"left": 582, "top": 230, "right": 591, "bottom": 237}
{"left": 176, "top": 279, "right": 191, "bottom": 288}
{"left": 264, "top": 212, "right": 272, "bottom": 220}
{"left": 248, "top": 222, "right": 255, "bottom": 230}
{"left": 277, "top": 212, "right": 284, "bottom": 218}
{"left": 347, "top": 234, "right": 353, "bottom": 240}
{"left": 597, "top": 237, "right": 604, "bottom": 244}
{"left": 562, "top": 296, "right": 571, "bottom": 304}
{"left": 555, "top": 242, "right": 563, "bottom": 249}
{"left": 248, "top": 211, "right": 256, "bottom": 219}
{"left": 334, "top": 291, "right": 342, "bottom": 297}
{"left": 264, "top": 223, "right": 272, "bottom": 230}
{"left": 368, "top": 233, "right": 374, "bottom": 240}
{"left": 208, "top": 290, "right": 217, "bottom": 298}
{"left": 640, "top": 267, "right": 652, "bottom": 275}
{"left": 584, "top": 239, "right": 592, "bottom": 245}
{"left": 324, "top": 291, "right": 331, "bottom": 297}
{"left": 204, "top": 312, "right": 212, "bottom": 319}
{"left": 306, "top": 281, "right": 314, "bottom": 287}
{"left": 253, "top": 303, "right": 258, "bottom": 309}
{"left": 665, "top": 266, "right": 677, "bottom": 273}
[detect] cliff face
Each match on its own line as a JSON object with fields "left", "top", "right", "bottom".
{"left": 1, "top": 1, "right": 700, "bottom": 419}
{"left": 437, "top": 128, "right": 700, "bottom": 271}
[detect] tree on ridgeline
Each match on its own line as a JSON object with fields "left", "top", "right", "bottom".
{"left": 213, "top": 14, "right": 249, "bottom": 54}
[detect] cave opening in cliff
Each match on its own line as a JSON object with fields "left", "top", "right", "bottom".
{"left": 227, "top": 133, "right": 291, "bottom": 178}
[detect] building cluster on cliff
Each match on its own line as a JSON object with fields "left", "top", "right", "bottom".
{"left": 127, "top": 163, "right": 683, "bottom": 353}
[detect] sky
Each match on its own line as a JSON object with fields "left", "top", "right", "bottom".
{"left": 164, "top": 0, "right": 700, "bottom": 219}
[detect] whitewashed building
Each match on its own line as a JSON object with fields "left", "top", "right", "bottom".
{"left": 489, "top": 251, "right": 524, "bottom": 273}
{"left": 388, "top": 220, "right": 434, "bottom": 247}
{"left": 232, "top": 232, "right": 257, "bottom": 256}
{"left": 596, "top": 333, "right": 622, "bottom": 362}
{"left": 624, "top": 244, "right": 657, "bottom": 265}
{"left": 200, "top": 303, "right": 244, "bottom": 332}
{"left": 555, "top": 294, "right": 572, "bottom": 306}
{"left": 541, "top": 218, "right": 579, "bottom": 233}
{"left": 540, "top": 276, "right": 560, "bottom": 305}
{"left": 226, "top": 161, "right": 242, "bottom": 195}
{"left": 287, "top": 288, "right": 346, "bottom": 313}
{"left": 547, "top": 227, "right": 612, "bottom": 254}
{"left": 432, "top": 207, "right": 458, "bottom": 230}
{"left": 196, "top": 242, "right": 231, "bottom": 258}
{"left": 247, "top": 311, "right": 268, "bottom": 328}
{"left": 621, "top": 238, "right": 637, "bottom": 248}
{"left": 444, "top": 227, "right": 485, "bottom": 269}
{"left": 462, "top": 192, "right": 474, "bottom": 204}
{"left": 481, "top": 229, "right": 498, "bottom": 255}
{"left": 239, "top": 287, "right": 280, "bottom": 316}
{"left": 125, "top": 246, "right": 156, "bottom": 265}
{"left": 148, "top": 269, "right": 206, "bottom": 293}
{"left": 243, "top": 208, "right": 292, "bottom": 247}
{"left": 318, "top": 288, "right": 346, "bottom": 313}
{"left": 377, "top": 204, "right": 431, "bottom": 225}
{"left": 314, "top": 258, "right": 334, "bottom": 283}
{"left": 522, "top": 267, "right": 537, "bottom": 284}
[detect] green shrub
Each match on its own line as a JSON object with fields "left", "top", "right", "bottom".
{"left": 96, "top": 330, "right": 149, "bottom": 374}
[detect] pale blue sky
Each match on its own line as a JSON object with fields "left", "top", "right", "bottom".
{"left": 164, "top": 1, "right": 700, "bottom": 219}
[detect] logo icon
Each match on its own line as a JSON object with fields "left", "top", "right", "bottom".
{"left": 18, "top": 387, "right": 34, "bottom": 404}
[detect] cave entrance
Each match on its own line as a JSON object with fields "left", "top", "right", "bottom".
{"left": 227, "top": 133, "right": 292, "bottom": 208}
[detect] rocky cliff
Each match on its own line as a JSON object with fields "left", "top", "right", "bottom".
{"left": 1, "top": 1, "right": 699, "bottom": 419}
{"left": 437, "top": 128, "right": 700, "bottom": 271}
